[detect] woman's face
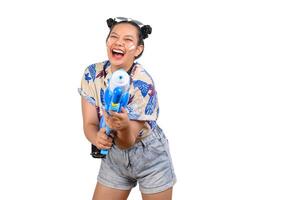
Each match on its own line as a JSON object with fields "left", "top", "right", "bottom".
{"left": 106, "top": 23, "right": 143, "bottom": 70}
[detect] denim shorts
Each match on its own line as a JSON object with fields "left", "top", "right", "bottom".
{"left": 97, "top": 126, "right": 176, "bottom": 194}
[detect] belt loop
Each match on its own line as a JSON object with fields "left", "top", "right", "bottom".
{"left": 126, "top": 150, "right": 131, "bottom": 168}
{"left": 140, "top": 139, "right": 146, "bottom": 148}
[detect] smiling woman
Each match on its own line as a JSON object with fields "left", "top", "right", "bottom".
{"left": 106, "top": 25, "right": 141, "bottom": 67}
{"left": 79, "top": 17, "right": 176, "bottom": 200}
{"left": 105, "top": 20, "right": 150, "bottom": 72}
{"left": 106, "top": 23, "right": 143, "bottom": 71}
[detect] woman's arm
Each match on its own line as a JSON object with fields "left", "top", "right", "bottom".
{"left": 115, "top": 119, "right": 145, "bottom": 149}
{"left": 104, "top": 107, "right": 145, "bottom": 149}
{"left": 81, "top": 97, "right": 112, "bottom": 149}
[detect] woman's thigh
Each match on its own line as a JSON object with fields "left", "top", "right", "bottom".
{"left": 141, "top": 188, "right": 173, "bottom": 200}
{"left": 92, "top": 182, "right": 131, "bottom": 200}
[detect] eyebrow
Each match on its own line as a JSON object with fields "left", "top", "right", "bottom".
{"left": 124, "top": 35, "right": 134, "bottom": 40}
{"left": 110, "top": 32, "right": 134, "bottom": 39}
{"left": 110, "top": 32, "right": 119, "bottom": 35}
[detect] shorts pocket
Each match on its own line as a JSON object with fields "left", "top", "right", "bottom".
{"left": 144, "top": 137, "right": 168, "bottom": 161}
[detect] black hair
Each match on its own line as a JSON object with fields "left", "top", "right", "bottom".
{"left": 106, "top": 18, "right": 152, "bottom": 59}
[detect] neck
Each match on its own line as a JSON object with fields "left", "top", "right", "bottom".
{"left": 111, "top": 61, "right": 134, "bottom": 72}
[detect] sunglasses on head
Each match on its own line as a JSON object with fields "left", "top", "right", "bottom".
{"left": 107, "top": 17, "right": 152, "bottom": 39}
{"left": 113, "top": 17, "right": 144, "bottom": 27}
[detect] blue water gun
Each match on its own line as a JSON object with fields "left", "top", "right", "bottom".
{"left": 100, "top": 69, "right": 130, "bottom": 156}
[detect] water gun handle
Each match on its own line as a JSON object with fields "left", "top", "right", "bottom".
{"left": 99, "top": 92, "right": 130, "bottom": 157}
{"left": 99, "top": 116, "right": 110, "bottom": 156}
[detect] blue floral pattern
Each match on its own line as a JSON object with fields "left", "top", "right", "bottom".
{"left": 133, "top": 80, "right": 151, "bottom": 97}
{"left": 84, "top": 73, "right": 92, "bottom": 83}
{"left": 100, "top": 88, "right": 105, "bottom": 106}
{"left": 79, "top": 61, "right": 159, "bottom": 138}
{"left": 88, "top": 64, "right": 96, "bottom": 81}
{"left": 145, "top": 92, "right": 157, "bottom": 115}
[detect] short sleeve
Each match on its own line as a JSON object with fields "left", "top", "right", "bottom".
{"left": 78, "top": 64, "right": 98, "bottom": 106}
{"left": 127, "top": 70, "right": 159, "bottom": 121}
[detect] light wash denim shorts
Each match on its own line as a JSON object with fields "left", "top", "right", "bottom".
{"left": 97, "top": 126, "right": 176, "bottom": 194}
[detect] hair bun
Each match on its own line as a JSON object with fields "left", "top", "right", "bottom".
{"left": 141, "top": 25, "right": 152, "bottom": 39}
{"left": 106, "top": 18, "right": 116, "bottom": 29}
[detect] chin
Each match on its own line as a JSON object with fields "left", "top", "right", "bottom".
{"left": 110, "top": 60, "right": 124, "bottom": 68}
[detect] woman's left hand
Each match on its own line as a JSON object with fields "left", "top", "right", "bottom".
{"left": 104, "top": 107, "right": 130, "bottom": 131}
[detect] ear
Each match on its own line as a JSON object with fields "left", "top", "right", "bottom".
{"left": 134, "top": 45, "right": 144, "bottom": 57}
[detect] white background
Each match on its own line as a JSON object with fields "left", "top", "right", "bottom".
{"left": 0, "top": 0, "right": 300, "bottom": 199}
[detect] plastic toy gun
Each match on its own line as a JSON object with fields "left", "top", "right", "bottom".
{"left": 99, "top": 69, "right": 130, "bottom": 157}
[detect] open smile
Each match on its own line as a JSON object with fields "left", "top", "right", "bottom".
{"left": 112, "top": 48, "right": 125, "bottom": 59}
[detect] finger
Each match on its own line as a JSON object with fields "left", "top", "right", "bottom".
{"left": 109, "top": 133, "right": 115, "bottom": 139}
{"left": 99, "top": 131, "right": 109, "bottom": 139}
{"left": 114, "top": 123, "right": 121, "bottom": 130}
{"left": 116, "top": 108, "right": 129, "bottom": 118}
{"left": 111, "top": 110, "right": 126, "bottom": 118}
{"left": 103, "top": 109, "right": 112, "bottom": 119}
{"left": 102, "top": 142, "right": 112, "bottom": 148}
{"left": 105, "top": 140, "right": 113, "bottom": 148}
{"left": 104, "top": 135, "right": 113, "bottom": 143}
{"left": 110, "top": 116, "right": 121, "bottom": 124}
{"left": 99, "top": 131, "right": 113, "bottom": 142}
{"left": 109, "top": 110, "right": 119, "bottom": 118}
{"left": 103, "top": 114, "right": 113, "bottom": 126}
{"left": 107, "top": 136, "right": 113, "bottom": 143}
{"left": 99, "top": 127, "right": 106, "bottom": 134}
{"left": 121, "top": 107, "right": 128, "bottom": 113}
{"left": 102, "top": 108, "right": 107, "bottom": 116}
{"left": 97, "top": 139, "right": 112, "bottom": 148}
{"left": 96, "top": 143, "right": 111, "bottom": 150}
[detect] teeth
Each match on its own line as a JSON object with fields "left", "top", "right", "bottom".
{"left": 112, "top": 49, "right": 124, "bottom": 54}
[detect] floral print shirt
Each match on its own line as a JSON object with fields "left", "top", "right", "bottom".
{"left": 78, "top": 60, "right": 159, "bottom": 138}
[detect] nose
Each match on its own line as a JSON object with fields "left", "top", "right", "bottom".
{"left": 115, "top": 38, "right": 124, "bottom": 46}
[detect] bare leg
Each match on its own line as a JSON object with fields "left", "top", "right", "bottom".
{"left": 141, "top": 188, "right": 173, "bottom": 200}
{"left": 92, "top": 182, "right": 131, "bottom": 200}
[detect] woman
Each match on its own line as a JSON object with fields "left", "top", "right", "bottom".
{"left": 79, "top": 17, "right": 176, "bottom": 200}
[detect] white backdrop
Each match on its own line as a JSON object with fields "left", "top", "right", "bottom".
{"left": 0, "top": 0, "right": 300, "bottom": 199}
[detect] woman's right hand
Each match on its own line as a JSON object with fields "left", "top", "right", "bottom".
{"left": 93, "top": 128, "right": 113, "bottom": 150}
